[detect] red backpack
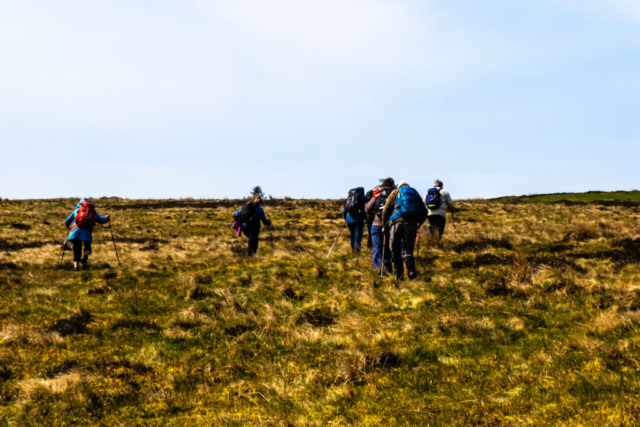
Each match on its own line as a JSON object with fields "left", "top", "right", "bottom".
{"left": 75, "top": 202, "right": 98, "bottom": 230}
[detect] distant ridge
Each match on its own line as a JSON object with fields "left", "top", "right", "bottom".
{"left": 494, "top": 190, "right": 640, "bottom": 205}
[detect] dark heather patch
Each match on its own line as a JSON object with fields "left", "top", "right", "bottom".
{"left": 298, "top": 308, "right": 335, "bottom": 327}
{"left": 281, "top": 287, "right": 304, "bottom": 301}
{"left": 572, "top": 238, "right": 640, "bottom": 268}
{"left": 484, "top": 278, "right": 512, "bottom": 297}
{"left": 0, "top": 262, "right": 20, "bottom": 270}
{"left": 10, "top": 223, "right": 31, "bottom": 230}
{"left": 552, "top": 199, "right": 640, "bottom": 208}
{"left": 103, "top": 272, "right": 118, "bottom": 280}
{"left": 140, "top": 242, "right": 160, "bottom": 251}
{"left": 526, "top": 255, "right": 588, "bottom": 274}
{"left": 225, "top": 325, "right": 251, "bottom": 337}
{"left": 367, "top": 352, "right": 401, "bottom": 369}
{"left": 453, "top": 239, "right": 513, "bottom": 253}
{"left": 452, "top": 254, "right": 513, "bottom": 270}
{"left": 88, "top": 284, "right": 112, "bottom": 295}
{"left": 189, "top": 287, "right": 206, "bottom": 300}
{"left": 50, "top": 309, "right": 94, "bottom": 336}
{"left": 0, "top": 239, "right": 58, "bottom": 252}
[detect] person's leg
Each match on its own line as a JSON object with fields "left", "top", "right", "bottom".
{"left": 81, "top": 241, "right": 92, "bottom": 266}
{"left": 390, "top": 223, "right": 404, "bottom": 280}
{"left": 427, "top": 215, "right": 439, "bottom": 239}
{"left": 354, "top": 222, "right": 364, "bottom": 252}
{"left": 437, "top": 216, "right": 446, "bottom": 238}
{"left": 347, "top": 223, "right": 357, "bottom": 250}
{"left": 367, "top": 222, "right": 373, "bottom": 248}
{"left": 371, "top": 226, "right": 383, "bottom": 269}
{"left": 383, "top": 228, "right": 393, "bottom": 273}
{"left": 402, "top": 222, "right": 418, "bottom": 278}
{"left": 71, "top": 239, "right": 82, "bottom": 270}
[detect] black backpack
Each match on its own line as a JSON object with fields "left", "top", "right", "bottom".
{"left": 374, "top": 187, "right": 392, "bottom": 219}
{"left": 236, "top": 201, "right": 258, "bottom": 223}
{"left": 345, "top": 187, "right": 366, "bottom": 216}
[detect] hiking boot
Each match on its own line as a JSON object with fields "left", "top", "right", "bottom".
{"left": 408, "top": 271, "right": 417, "bottom": 280}
{"left": 73, "top": 266, "right": 79, "bottom": 272}
{"left": 80, "top": 256, "right": 88, "bottom": 265}
{"left": 394, "top": 264, "right": 404, "bottom": 280}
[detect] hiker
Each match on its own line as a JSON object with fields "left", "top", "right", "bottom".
{"left": 425, "top": 180, "right": 455, "bottom": 239}
{"left": 365, "top": 189, "right": 375, "bottom": 249}
{"left": 233, "top": 196, "right": 272, "bottom": 256}
{"left": 64, "top": 198, "right": 110, "bottom": 271}
{"left": 382, "top": 181, "right": 428, "bottom": 280}
{"left": 342, "top": 187, "right": 367, "bottom": 252}
{"left": 365, "top": 178, "right": 395, "bottom": 273}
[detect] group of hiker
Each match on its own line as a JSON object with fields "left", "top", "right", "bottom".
{"left": 63, "top": 180, "right": 454, "bottom": 280}
{"left": 341, "top": 179, "right": 454, "bottom": 280}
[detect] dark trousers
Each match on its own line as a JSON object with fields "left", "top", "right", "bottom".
{"left": 428, "top": 215, "right": 446, "bottom": 239}
{"left": 366, "top": 221, "right": 373, "bottom": 248}
{"left": 389, "top": 222, "right": 418, "bottom": 279}
{"left": 71, "top": 239, "right": 92, "bottom": 262}
{"left": 347, "top": 222, "right": 365, "bottom": 251}
{"left": 243, "top": 225, "right": 261, "bottom": 256}
{"left": 371, "top": 226, "right": 392, "bottom": 272}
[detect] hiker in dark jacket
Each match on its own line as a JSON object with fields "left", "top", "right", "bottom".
{"left": 365, "top": 189, "right": 375, "bottom": 249}
{"left": 234, "top": 196, "right": 272, "bottom": 256}
{"left": 64, "top": 198, "right": 110, "bottom": 271}
{"left": 342, "top": 189, "right": 367, "bottom": 252}
{"left": 365, "top": 178, "right": 394, "bottom": 273}
{"left": 381, "top": 181, "right": 428, "bottom": 280}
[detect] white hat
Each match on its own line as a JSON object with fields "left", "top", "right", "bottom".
{"left": 398, "top": 181, "right": 409, "bottom": 187}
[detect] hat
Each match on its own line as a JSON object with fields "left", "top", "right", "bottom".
{"left": 398, "top": 181, "right": 409, "bottom": 187}
{"left": 79, "top": 198, "right": 88, "bottom": 204}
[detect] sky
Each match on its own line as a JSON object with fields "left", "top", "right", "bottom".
{"left": 1, "top": 0, "right": 639, "bottom": 200}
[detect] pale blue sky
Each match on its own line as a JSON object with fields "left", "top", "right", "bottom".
{"left": 1, "top": 0, "right": 639, "bottom": 199}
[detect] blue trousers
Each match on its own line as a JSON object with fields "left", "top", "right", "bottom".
{"left": 347, "top": 222, "right": 364, "bottom": 250}
{"left": 371, "top": 226, "right": 392, "bottom": 272}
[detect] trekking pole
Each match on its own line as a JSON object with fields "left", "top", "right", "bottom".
{"left": 269, "top": 226, "right": 275, "bottom": 255}
{"left": 106, "top": 213, "right": 121, "bottom": 267}
{"left": 380, "top": 231, "right": 386, "bottom": 278}
{"left": 326, "top": 222, "right": 346, "bottom": 259}
{"left": 60, "top": 229, "right": 70, "bottom": 266}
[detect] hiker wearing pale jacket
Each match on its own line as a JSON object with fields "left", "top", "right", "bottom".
{"left": 365, "top": 178, "right": 395, "bottom": 273}
{"left": 64, "top": 198, "right": 110, "bottom": 271}
{"left": 424, "top": 180, "right": 454, "bottom": 239}
{"left": 382, "top": 181, "right": 429, "bottom": 280}
{"left": 234, "top": 196, "right": 272, "bottom": 256}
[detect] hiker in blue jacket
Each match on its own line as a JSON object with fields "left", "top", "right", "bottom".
{"left": 64, "top": 198, "right": 109, "bottom": 271}
{"left": 342, "top": 188, "right": 367, "bottom": 252}
{"left": 234, "top": 197, "right": 272, "bottom": 256}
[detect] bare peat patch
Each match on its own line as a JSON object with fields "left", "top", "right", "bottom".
{"left": 49, "top": 309, "right": 94, "bottom": 336}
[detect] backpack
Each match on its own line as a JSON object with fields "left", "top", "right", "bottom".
{"left": 344, "top": 187, "right": 366, "bottom": 216}
{"left": 236, "top": 201, "right": 258, "bottom": 224}
{"left": 374, "top": 187, "right": 392, "bottom": 219}
{"left": 75, "top": 202, "right": 98, "bottom": 230}
{"left": 426, "top": 188, "right": 442, "bottom": 210}
{"left": 389, "top": 186, "right": 422, "bottom": 223}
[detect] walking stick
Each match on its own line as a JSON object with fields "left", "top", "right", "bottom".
{"left": 60, "top": 229, "right": 70, "bottom": 266}
{"left": 326, "top": 222, "right": 346, "bottom": 259}
{"left": 106, "top": 214, "right": 121, "bottom": 267}
{"left": 269, "top": 226, "right": 275, "bottom": 255}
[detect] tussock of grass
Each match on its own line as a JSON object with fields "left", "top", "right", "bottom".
{"left": 1, "top": 196, "right": 640, "bottom": 424}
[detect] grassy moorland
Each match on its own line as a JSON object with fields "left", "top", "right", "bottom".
{"left": 1, "top": 195, "right": 640, "bottom": 425}
{"left": 498, "top": 190, "right": 640, "bottom": 204}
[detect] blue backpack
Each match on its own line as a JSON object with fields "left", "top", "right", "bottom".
{"left": 388, "top": 187, "right": 422, "bottom": 224}
{"left": 426, "top": 188, "right": 442, "bottom": 210}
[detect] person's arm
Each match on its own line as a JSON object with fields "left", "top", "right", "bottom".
{"left": 258, "top": 207, "right": 271, "bottom": 226}
{"left": 446, "top": 192, "right": 454, "bottom": 212}
{"left": 64, "top": 211, "right": 76, "bottom": 228}
{"left": 381, "top": 190, "right": 397, "bottom": 227}
{"left": 365, "top": 195, "right": 377, "bottom": 214}
{"left": 95, "top": 211, "right": 110, "bottom": 224}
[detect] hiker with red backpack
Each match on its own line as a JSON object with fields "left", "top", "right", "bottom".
{"left": 381, "top": 181, "right": 429, "bottom": 280}
{"left": 342, "top": 187, "right": 367, "bottom": 253}
{"left": 64, "top": 198, "right": 110, "bottom": 271}
{"left": 365, "top": 178, "right": 395, "bottom": 273}
{"left": 425, "top": 180, "right": 455, "bottom": 239}
{"left": 233, "top": 196, "right": 272, "bottom": 256}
